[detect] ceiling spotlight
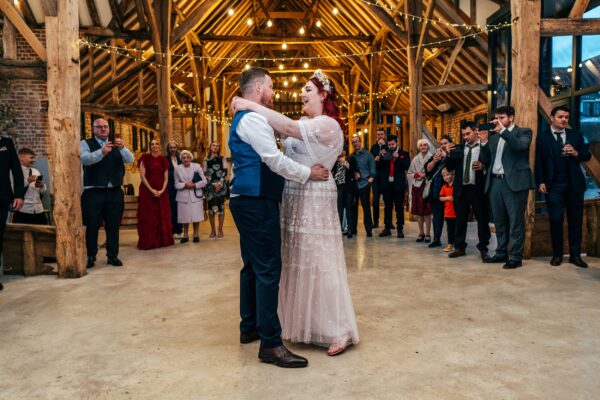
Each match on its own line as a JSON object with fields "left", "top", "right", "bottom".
{"left": 246, "top": 18, "right": 253, "bottom": 26}
{"left": 292, "top": 76, "right": 297, "bottom": 82}
{"left": 283, "top": 80, "right": 289, "bottom": 87}
{"left": 303, "top": 62, "right": 309, "bottom": 69}
{"left": 228, "top": 8, "right": 234, "bottom": 16}
{"left": 299, "top": 27, "right": 305, "bottom": 35}
{"left": 282, "top": 42, "right": 287, "bottom": 50}
{"left": 279, "top": 64, "right": 284, "bottom": 70}
{"left": 316, "top": 20, "right": 322, "bottom": 28}
{"left": 267, "top": 20, "right": 273, "bottom": 27}
{"left": 333, "top": 7, "right": 339, "bottom": 15}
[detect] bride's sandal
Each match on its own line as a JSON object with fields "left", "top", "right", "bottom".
{"left": 327, "top": 339, "right": 353, "bottom": 357}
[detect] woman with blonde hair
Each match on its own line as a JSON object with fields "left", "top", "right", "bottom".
{"left": 408, "top": 139, "right": 433, "bottom": 242}
{"left": 174, "top": 150, "right": 207, "bottom": 243}
{"left": 203, "top": 141, "right": 228, "bottom": 238}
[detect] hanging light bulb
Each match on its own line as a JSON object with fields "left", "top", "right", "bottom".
{"left": 282, "top": 42, "right": 287, "bottom": 50}
{"left": 279, "top": 64, "right": 284, "bottom": 70}
{"left": 333, "top": 7, "right": 339, "bottom": 15}
{"left": 293, "top": 93, "right": 298, "bottom": 98}
{"left": 291, "top": 75, "right": 297, "bottom": 82}
{"left": 245, "top": 63, "right": 251, "bottom": 70}
{"left": 303, "top": 62, "right": 309, "bottom": 69}
{"left": 267, "top": 20, "right": 273, "bottom": 27}
{"left": 275, "top": 93, "right": 281, "bottom": 99}
{"left": 283, "top": 80, "right": 289, "bottom": 87}
{"left": 228, "top": 8, "right": 234, "bottom": 16}
{"left": 316, "top": 20, "right": 322, "bottom": 28}
{"left": 299, "top": 26, "right": 305, "bottom": 35}
{"left": 246, "top": 18, "right": 253, "bottom": 26}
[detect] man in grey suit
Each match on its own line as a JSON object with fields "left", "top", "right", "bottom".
{"left": 481, "top": 106, "right": 535, "bottom": 269}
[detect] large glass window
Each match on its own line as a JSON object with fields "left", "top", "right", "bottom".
{"left": 550, "top": 36, "right": 573, "bottom": 97}
{"left": 580, "top": 35, "right": 600, "bottom": 90}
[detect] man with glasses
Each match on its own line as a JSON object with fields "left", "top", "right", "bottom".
{"left": 80, "top": 118, "right": 134, "bottom": 268}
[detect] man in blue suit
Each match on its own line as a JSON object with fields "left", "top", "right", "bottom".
{"left": 535, "top": 105, "right": 591, "bottom": 268}
{"left": 228, "top": 67, "right": 329, "bottom": 368}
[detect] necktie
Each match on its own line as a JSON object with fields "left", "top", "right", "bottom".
{"left": 463, "top": 145, "right": 472, "bottom": 184}
{"left": 389, "top": 155, "right": 395, "bottom": 177}
{"left": 555, "top": 132, "right": 564, "bottom": 147}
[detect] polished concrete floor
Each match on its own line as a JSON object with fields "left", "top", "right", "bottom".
{"left": 1, "top": 214, "right": 600, "bottom": 400}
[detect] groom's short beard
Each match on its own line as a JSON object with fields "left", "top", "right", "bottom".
{"left": 261, "top": 93, "right": 274, "bottom": 109}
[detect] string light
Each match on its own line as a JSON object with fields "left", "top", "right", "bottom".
{"left": 246, "top": 18, "right": 253, "bottom": 26}
{"left": 278, "top": 64, "right": 284, "bottom": 70}
{"left": 281, "top": 42, "right": 287, "bottom": 50}
{"left": 227, "top": 8, "right": 234, "bottom": 16}
{"left": 303, "top": 62, "right": 309, "bottom": 69}
{"left": 299, "top": 27, "right": 305, "bottom": 35}
{"left": 266, "top": 20, "right": 273, "bottom": 27}
{"left": 316, "top": 20, "right": 322, "bottom": 28}
{"left": 333, "top": 7, "right": 339, "bottom": 15}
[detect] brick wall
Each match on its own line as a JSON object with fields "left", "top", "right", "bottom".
{"left": 428, "top": 103, "right": 489, "bottom": 143}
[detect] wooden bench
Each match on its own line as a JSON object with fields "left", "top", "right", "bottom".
{"left": 2, "top": 224, "right": 56, "bottom": 276}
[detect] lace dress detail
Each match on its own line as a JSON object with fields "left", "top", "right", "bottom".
{"left": 279, "top": 115, "right": 360, "bottom": 347}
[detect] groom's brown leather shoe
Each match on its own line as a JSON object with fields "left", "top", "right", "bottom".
{"left": 258, "top": 345, "right": 308, "bottom": 368}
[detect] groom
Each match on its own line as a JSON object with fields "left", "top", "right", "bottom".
{"left": 229, "top": 67, "right": 329, "bottom": 368}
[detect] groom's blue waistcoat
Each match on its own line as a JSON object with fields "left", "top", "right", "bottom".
{"left": 228, "top": 110, "right": 284, "bottom": 202}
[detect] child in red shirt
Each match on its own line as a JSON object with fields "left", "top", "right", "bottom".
{"left": 439, "top": 168, "right": 456, "bottom": 252}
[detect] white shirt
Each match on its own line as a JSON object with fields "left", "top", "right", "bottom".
{"left": 18, "top": 166, "right": 46, "bottom": 214}
{"left": 235, "top": 112, "right": 311, "bottom": 185}
{"left": 492, "top": 124, "right": 515, "bottom": 174}
{"left": 463, "top": 143, "right": 481, "bottom": 185}
{"left": 551, "top": 128, "right": 566, "bottom": 145}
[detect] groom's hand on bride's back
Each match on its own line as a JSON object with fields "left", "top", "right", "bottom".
{"left": 309, "top": 164, "right": 330, "bottom": 181}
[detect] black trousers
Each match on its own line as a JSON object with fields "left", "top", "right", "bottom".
{"left": 81, "top": 188, "right": 124, "bottom": 259}
{"left": 445, "top": 217, "right": 456, "bottom": 244}
{"left": 546, "top": 181, "right": 584, "bottom": 257}
{"left": 453, "top": 185, "right": 490, "bottom": 252}
{"left": 230, "top": 196, "right": 283, "bottom": 349}
{"left": 372, "top": 177, "right": 382, "bottom": 226}
{"left": 0, "top": 202, "right": 9, "bottom": 257}
{"left": 336, "top": 185, "right": 353, "bottom": 232}
{"left": 351, "top": 184, "right": 373, "bottom": 234}
{"left": 12, "top": 211, "right": 47, "bottom": 225}
{"left": 431, "top": 197, "right": 445, "bottom": 242}
{"left": 382, "top": 184, "right": 405, "bottom": 230}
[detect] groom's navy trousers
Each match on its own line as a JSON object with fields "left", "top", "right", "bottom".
{"left": 230, "top": 196, "right": 283, "bottom": 349}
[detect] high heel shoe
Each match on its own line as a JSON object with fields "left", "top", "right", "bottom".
{"left": 416, "top": 234, "right": 425, "bottom": 242}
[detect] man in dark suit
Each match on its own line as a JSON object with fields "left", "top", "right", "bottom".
{"left": 0, "top": 135, "right": 25, "bottom": 291}
{"left": 80, "top": 118, "right": 134, "bottom": 268}
{"left": 446, "top": 121, "right": 491, "bottom": 260}
{"left": 535, "top": 105, "right": 591, "bottom": 268}
{"left": 379, "top": 135, "right": 410, "bottom": 238}
{"left": 481, "top": 106, "right": 536, "bottom": 269}
{"left": 370, "top": 128, "right": 388, "bottom": 228}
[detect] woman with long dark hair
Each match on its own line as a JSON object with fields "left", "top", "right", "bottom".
{"left": 202, "top": 142, "right": 228, "bottom": 238}
{"left": 232, "top": 70, "right": 359, "bottom": 357}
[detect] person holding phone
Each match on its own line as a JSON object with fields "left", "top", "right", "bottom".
{"left": 11, "top": 147, "right": 47, "bottom": 225}
{"left": 80, "top": 117, "right": 134, "bottom": 268}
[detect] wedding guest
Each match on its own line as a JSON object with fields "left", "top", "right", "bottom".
{"left": 370, "top": 128, "right": 388, "bottom": 228}
{"left": 332, "top": 146, "right": 352, "bottom": 233}
{"left": 165, "top": 141, "right": 182, "bottom": 237}
{"left": 349, "top": 134, "right": 376, "bottom": 237}
{"left": 439, "top": 168, "right": 456, "bottom": 252}
{"left": 408, "top": 139, "right": 433, "bottom": 242}
{"left": 11, "top": 148, "right": 47, "bottom": 225}
{"left": 137, "top": 139, "right": 173, "bottom": 250}
{"left": 379, "top": 135, "right": 410, "bottom": 238}
{"left": 425, "top": 135, "right": 454, "bottom": 247}
{"left": 203, "top": 142, "right": 228, "bottom": 238}
{"left": 174, "top": 150, "right": 207, "bottom": 243}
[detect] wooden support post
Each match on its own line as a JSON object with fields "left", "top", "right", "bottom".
{"left": 155, "top": 0, "right": 173, "bottom": 145}
{"left": 0, "top": 0, "right": 47, "bottom": 61}
{"left": 511, "top": 0, "right": 541, "bottom": 259}
{"left": 45, "top": 0, "right": 86, "bottom": 278}
{"left": 2, "top": 17, "right": 17, "bottom": 59}
{"left": 405, "top": 0, "right": 424, "bottom": 156}
{"left": 110, "top": 39, "right": 119, "bottom": 103}
{"left": 137, "top": 40, "right": 144, "bottom": 104}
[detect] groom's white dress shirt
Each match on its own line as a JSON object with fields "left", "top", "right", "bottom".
{"left": 236, "top": 112, "right": 311, "bottom": 184}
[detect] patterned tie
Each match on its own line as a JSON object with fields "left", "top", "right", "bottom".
{"left": 463, "top": 145, "right": 472, "bottom": 184}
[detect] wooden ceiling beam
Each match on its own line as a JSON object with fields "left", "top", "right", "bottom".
{"left": 171, "top": 0, "right": 221, "bottom": 44}
{"left": 540, "top": 18, "right": 600, "bottom": 36}
{"left": 0, "top": 0, "right": 47, "bottom": 61}
{"left": 569, "top": 0, "right": 591, "bottom": 18}
{"left": 141, "top": 0, "right": 161, "bottom": 53}
{"left": 436, "top": 0, "right": 487, "bottom": 52}
{"left": 86, "top": 0, "right": 102, "bottom": 26}
{"left": 424, "top": 83, "right": 488, "bottom": 93}
{"left": 415, "top": 0, "right": 436, "bottom": 62}
{"left": 438, "top": 37, "right": 465, "bottom": 85}
{"left": 256, "top": 11, "right": 306, "bottom": 19}
{"left": 196, "top": 35, "right": 373, "bottom": 44}
{"left": 108, "top": 0, "right": 123, "bottom": 29}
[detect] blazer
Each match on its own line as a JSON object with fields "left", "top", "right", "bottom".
{"left": 380, "top": 149, "right": 410, "bottom": 191}
{"left": 535, "top": 128, "right": 591, "bottom": 193}
{"left": 0, "top": 136, "right": 25, "bottom": 205}
{"left": 445, "top": 144, "right": 486, "bottom": 198}
{"left": 481, "top": 125, "right": 535, "bottom": 193}
{"left": 174, "top": 163, "right": 207, "bottom": 204}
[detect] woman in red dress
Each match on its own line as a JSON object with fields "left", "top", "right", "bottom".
{"left": 137, "top": 139, "right": 174, "bottom": 250}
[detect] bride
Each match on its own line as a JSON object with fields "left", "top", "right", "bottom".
{"left": 232, "top": 70, "right": 359, "bottom": 356}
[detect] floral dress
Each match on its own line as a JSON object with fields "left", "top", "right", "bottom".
{"left": 204, "top": 156, "right": 228, "bottom": 216}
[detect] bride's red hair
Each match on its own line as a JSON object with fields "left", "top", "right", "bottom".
{"left": 309, "top": 77, "right": 347, "bottom": 133}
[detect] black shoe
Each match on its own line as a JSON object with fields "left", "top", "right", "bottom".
{"left": 366, "top": 231, "right": 373, "bottom": 237}
{"left": 107, "top": 257, "right": 123, "bottom": 267}
{"left": 258, "top": 345, "right": 308, "bottom": 368}
{"left": 416, "top": 234, "right": 425, "bottom": 242}
{"left": 569, "top": 255, "right": 588, "bottom": 268}
{"left": 428, "top": 240, "right": 442, "bottom": 248}
{"left": 193, "top": 237, "right": 200, "bottom": 243}
{"left": 397, "top": 229, "right": 404, "bottom": 238}
{"left": 483, "top": 255, "right": 508, "bottom": 264}
{"left": 448, "top": 249, "right": 466, "bottom": 258}
{"left": 390, "top": 224, "right": 396, "bottom": 230}
{"left": 0, "top": 282, "right": 3, "bottom": 291}
{"left": 503, "top": 260, "right": 522, "bottom": 269}
{"left": 240, "top": 331, "right": 260, "bottom": 344}
{"left": 550, "top": 256, "right": 563, "bottom": 266}
{"left": 372, "top": 224, "right": 379, "bottom": 229}
{"left": 346, "top": 233, "right": 353, "bottom": 238}
{"left": 378, "top": 229, "right": 391, "bottom": 237}
{"left": 480, "top": 250, "right": 492, "bottom": 262}
{"left": 86, "top": 256, "right": 96, "bottom": 268}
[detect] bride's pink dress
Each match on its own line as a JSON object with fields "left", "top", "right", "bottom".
{"left": 279, "top": 115, "right": 359, "bottom": 347}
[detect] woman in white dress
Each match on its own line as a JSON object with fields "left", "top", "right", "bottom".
{"left": 174, "top": 150, "right": 207, "bottom": 243}
{"left": 232, "top": 70, "right": 359, "bottom": 356}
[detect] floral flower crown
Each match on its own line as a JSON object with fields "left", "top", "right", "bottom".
{"left": 311, "top": 69, "right": 332, "bottom": 93}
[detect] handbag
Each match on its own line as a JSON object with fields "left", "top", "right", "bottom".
{"left": 422, "top": 162, "right": 445, "bottom": 200}
{"left": 191, "top": 171, "right": 204, "bottom": 199}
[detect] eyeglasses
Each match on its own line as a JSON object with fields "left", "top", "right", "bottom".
{"left": 93, "top": 125, "right": 109, "bottom": 129}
